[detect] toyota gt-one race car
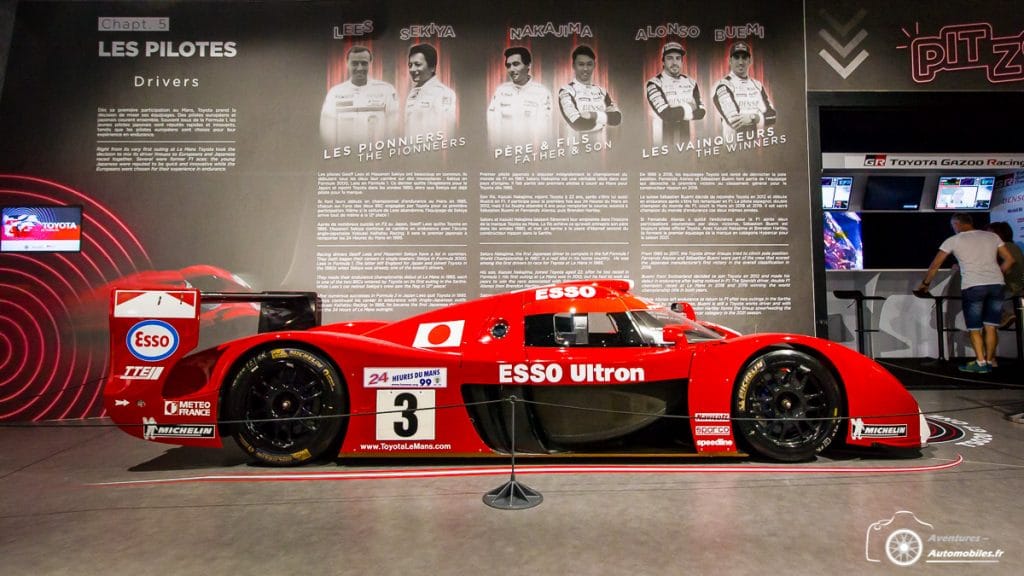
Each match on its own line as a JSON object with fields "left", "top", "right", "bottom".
{"left": 105, "top": 280, "right": 927, "bottom": 465}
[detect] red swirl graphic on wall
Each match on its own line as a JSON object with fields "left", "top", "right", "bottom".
{"left": 0, "top": 175, "right": 151, "bottom": 421}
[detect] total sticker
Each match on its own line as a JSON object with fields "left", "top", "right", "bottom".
{"left": 126, "top": 320, "right": 179, "bottom": 362}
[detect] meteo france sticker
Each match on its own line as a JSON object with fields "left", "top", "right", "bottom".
{"left": 364, "top": 367, "right": 447, "bottom": 388}
{"left": 126, "top": 320, "right": 179, "bottom": 362}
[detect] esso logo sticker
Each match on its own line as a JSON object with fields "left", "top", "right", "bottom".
{"left": 126, "top": 320, "right": 179, "bottom": 362}
{"left": 535, "top": 285, "right": 597, "bottom": 301}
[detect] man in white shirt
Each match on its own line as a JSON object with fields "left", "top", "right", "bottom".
{"left": 918, "top": 213, "right": 1016, "bottom": 373}
{"left": 487, "top": 46, "right": 553, "bottom": 147}
{"left": 405, "top": 43, "right": 457, "bottom": 138}
{"left": 320, "top": 46, "right": 398, "bottom": 147}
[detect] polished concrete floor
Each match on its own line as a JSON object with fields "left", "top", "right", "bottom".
{"left": 1, "top": 388, "right": 1022, "bottom": 575}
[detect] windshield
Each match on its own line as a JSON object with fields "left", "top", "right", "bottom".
{"left": 630, "top": 308, "right": 724, "bottom": 344}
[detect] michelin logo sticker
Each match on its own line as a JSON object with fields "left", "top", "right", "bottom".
{"left": 851, "top": 418, "right": 908, "bottom": 440}
{"left": 142, "top": 417, "right": 214, "bottom": 440}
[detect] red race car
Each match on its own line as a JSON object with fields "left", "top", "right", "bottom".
{"left": 105, "top": 279, "right": 926, "bottom": 465}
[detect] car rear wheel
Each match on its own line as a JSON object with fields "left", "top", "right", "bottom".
{"left": 732, "top": 350, "right": 841, "bottom": 462}
{"left": 225, "top": 347, "right": 346, "bottom": 466}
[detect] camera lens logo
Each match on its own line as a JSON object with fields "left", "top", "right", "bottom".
{"left": 886, "top": 529, "right": 924, "bottom": 566}
{"left": 126, "top": 320, "right": 179, "bottom": 362}
{"left": 865, "top": 511, "right": 934, "bottom": 566}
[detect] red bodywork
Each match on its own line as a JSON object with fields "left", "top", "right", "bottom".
{"left": 105, "top": 280, "right": 925, "bottom": 459}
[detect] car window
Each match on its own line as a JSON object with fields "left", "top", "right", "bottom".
{"left": 525, "top": 312, "right": 645, "bottom": 347}
{"left": 525, "top": 309, "right": 723, "bottom": 347}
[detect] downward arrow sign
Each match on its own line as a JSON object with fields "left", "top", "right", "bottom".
{"left": 821, "top": 8, "right": 867, "bottom": 37}
{"left": 819, "top": 29, "right": 868, "bottom": 58}
{"left": 819, "top": 49, "right": 870, "bottom": 79}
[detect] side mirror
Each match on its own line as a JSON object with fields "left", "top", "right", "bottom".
{"left": 662, "top": 324, "right": 689, "bottom": 346}
{"left": 670, "top": 302, "right": 697, "bottom": 321}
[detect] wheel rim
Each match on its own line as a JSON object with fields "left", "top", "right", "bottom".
{"left": 242, "top": 359, "right": 327, "bottom": 451}
{"left": 743, "top": 363, "right": 832, "bottom": 449}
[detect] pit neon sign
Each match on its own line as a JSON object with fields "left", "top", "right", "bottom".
{"left": 898, "top": 22, "right": 1024, "bottom": 83}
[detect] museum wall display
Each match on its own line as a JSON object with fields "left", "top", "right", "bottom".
{"left": 1, "top": 0, "right": 1021, "bottom": 420}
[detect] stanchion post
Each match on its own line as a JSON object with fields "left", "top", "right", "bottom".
{"left": 1015, "top": 295, "right": 1023, "bottom": 362}
{"left": 482, "top": 395, "right": 543, "bottom": 510}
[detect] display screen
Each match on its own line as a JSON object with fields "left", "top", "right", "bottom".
{"left": 858, "top": 212, "right": 987, "bottom": 269}
{"left": 823, "top": 211, "right": 862, "bottom": 270}
{"left": 1, "top": 206, "right": 83, "bottom": 252}
{"left": 821, "top": 176, "right": 853, "bottom": 210}
{"left": 862, "top": 176, "right": 923, "bottom": 210}
{"left": 935, "top": 176, "right": 995, "bottom": 210}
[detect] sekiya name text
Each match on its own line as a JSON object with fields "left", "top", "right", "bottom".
{"left": 496, "top": 134, "right": 611, "bottom": 165}
{"left": 643, "top": 126, "right": 786, "bottom": 159}
{"left": 323, "top": 131, "right": 466, "bottom": 161}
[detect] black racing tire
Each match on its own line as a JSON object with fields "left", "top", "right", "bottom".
{"left": 732, "top": 349, "right": 841, "bottom": 462}
{"left": 225, "top": 347, "right": 346, "bottom": 466}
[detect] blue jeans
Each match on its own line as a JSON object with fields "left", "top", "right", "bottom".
{"left": 962, "top": 284, "right": 1004, "bottom": 330}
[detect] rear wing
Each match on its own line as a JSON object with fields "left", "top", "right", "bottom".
{"left": 202, "top": 291, "right": 321, "bottom": 333}
{"left": 109, "top": 289, "right": 321, "bottom": 381}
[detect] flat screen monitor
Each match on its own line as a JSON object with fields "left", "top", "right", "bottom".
{"left": 858, "top": 212, "right": 987, "bottom": 269}
{"left": 823, "top": 211, "right": 862, "bottom": 270}
{"left": 935, "top": 176, "right": 994, "bottom": 210}
{"left": 1, "top": 205, "right": 83, "bottom": 252}
{"left": 862, "top": 176, "right": 923, "bottom": 210}
{"left": 821, "top": 176, "right": 852, "bottom": 210}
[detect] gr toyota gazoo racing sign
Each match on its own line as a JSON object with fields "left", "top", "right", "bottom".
{"left": 104, "top": 280, "right": 926, "bottom": 466}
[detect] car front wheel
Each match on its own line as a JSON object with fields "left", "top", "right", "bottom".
{"left": 732, "top": 349, "right": 841, "bottom": 462}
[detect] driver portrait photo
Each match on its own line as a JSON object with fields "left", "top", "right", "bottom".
{"left": 645, "top": 41, "right": 705, "bottom": 146}
{"left": 319, "top": 46, "right": 399, "bottom": 148}
{"left": 557, "top": 45, "right": 621, "bottom": 134}
{"left": 487, "top": 46, "right": 554, "bottom": 147}
{"left": 404, "top": 43, "right": 457, "bottom": 138}
{"left": 711, "top": 41, "right": 776, "bottom": 138}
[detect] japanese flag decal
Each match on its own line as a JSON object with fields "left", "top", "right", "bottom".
{"left": 413, "top": 320, "right": 465, "bottom": 348}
